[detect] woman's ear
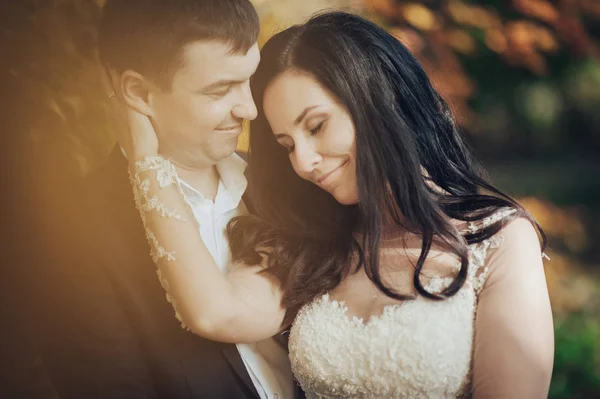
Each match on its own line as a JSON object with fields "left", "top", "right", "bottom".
{"left": 117, "top": 69, "right": 156, "bottom": 117}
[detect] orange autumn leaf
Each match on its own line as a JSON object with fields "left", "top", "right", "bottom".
{"left": 513, "top": 0, "right": 560, "bottom": 24}
{"left": 362, "top": 0, "right": 398, "bottom": 18}
{"left": 447, "top": 28, "right": 477, "bottom": 55}
{"left": 485, "top": 29, "right": 508, "bottom": 53}
{"left": 401, "top": 3, "right": 437, "bottom": 31}
{"left": 448, "top": 1, "right": 501, "bottom": 29}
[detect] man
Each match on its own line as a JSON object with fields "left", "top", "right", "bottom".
{"left": 36, "top": 0, "right": 296, "bottom": 397}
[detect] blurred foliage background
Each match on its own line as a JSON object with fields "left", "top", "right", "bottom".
{"left": 2, "top": 0, "right": 599, "bottom": 398}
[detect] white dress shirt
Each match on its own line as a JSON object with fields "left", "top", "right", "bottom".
{"left": 177, "top": 153, "right": 294, "bottom": 399}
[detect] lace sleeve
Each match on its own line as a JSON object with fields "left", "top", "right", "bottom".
{"left": 467, "top": 208, "right": 516, "bottom": 295}
{"left": 130, "top": 156, "right": 185, "bottom": 261}
{"left": 128, "top": 155, "right": 285, "bottom": 342}
{"left": 129, "top": 156, "right": 189, "bottom": 328}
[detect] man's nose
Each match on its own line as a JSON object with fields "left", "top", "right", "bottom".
{"left": 232, "top": 83, "right": 258, "bottom": 121}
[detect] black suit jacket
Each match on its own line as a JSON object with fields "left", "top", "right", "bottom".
{"left": 36, "top": 147, "right": 270, "bottom": 399}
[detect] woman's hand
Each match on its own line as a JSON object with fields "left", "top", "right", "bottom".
{"left": 122, "top": 105, "right": 160, "bottom": 162}
{"left": 101, "top": 66, "right": 159, "bottom": 161}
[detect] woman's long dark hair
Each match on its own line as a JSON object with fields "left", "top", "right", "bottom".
{"left": 227, "top": 11, "right": 546, "bottom": 328}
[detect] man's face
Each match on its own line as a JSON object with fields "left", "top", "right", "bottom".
{"left": 149, "top": 40, "right": 260, "bottom": 169}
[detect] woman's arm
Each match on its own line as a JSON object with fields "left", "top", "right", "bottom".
{"left": 124, "top": 106, "right": 285, "bottom": 344}
{"left": 472, "top": 218, "right": 554, "bottom": 398}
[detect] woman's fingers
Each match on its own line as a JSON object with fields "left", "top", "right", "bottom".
{"left": 125, "top": 103, "right": 159, "bottom": 160}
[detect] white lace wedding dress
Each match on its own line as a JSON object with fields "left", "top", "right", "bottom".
{"left": 287, "top": 210, "right": 552, "bottom": 398}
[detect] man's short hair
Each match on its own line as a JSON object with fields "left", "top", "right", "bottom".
{"left": 98, "top": 0, "right": 259, "bottom": 89}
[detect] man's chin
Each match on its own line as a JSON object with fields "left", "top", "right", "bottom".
{"left": 159, "top": 138, "right": 238, "bottom": 168}
{"left": 201, "top": 144, "right": 238, "bottom": 166}
{"left": 216, "top": 138, "right": 240, "bottom": 158}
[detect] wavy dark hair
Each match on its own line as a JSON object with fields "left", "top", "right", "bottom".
{"left": 227, "top": 11, "right": 545, "bottom": 328}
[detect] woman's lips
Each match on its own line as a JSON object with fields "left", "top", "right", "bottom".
{"left": 317, "top": 160, "right": 349, "bottom": 186}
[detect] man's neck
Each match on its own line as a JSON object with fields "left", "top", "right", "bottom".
{"left": 173, "top": 163, "right": 220, "bottom": 201}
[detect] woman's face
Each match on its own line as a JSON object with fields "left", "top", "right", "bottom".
{"left": 263, "top": 70, "right": 359, "bottom": 205}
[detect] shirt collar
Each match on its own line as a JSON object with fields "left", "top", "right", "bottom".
{"left": 176, "top": 153, "right": 247, "bottom": 209}
{"left": 215, "top": 152, "right": 248, "bottom": 201}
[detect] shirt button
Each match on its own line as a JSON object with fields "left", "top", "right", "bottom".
{"left": 273, "top": 395, "right": 279, "bottom": 399}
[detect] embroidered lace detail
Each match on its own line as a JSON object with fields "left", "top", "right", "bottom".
{"left": 466, "top": 208, "right": 516, "bottom": 294}
{"left": 289, "top": 209, "right": 516, "bottom": 399}
{"left": 290, "top": 291, "right": 475, "bottom": 398}
{"left": 129, "top": 155, "right": 189, "bottom": 330}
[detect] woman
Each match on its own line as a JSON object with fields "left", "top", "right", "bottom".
{"left": 122, "top": 12, "right": 554, "bottom": 398}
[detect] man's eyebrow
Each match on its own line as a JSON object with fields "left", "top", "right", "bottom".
{"left": 201, "top": 79, "right": 243, "bottom": 92}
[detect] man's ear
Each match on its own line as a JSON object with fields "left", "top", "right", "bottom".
{"left": 117, "top": 70, "right": 156, "bottom": 117}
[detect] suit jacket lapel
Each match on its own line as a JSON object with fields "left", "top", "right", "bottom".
{"left": 220, "top": 344, "right": 260, "bottom": 398}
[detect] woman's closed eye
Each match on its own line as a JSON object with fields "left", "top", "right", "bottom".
{"left": 309, "top": 120, "right": 325, "bottom": 136}
{"left": 277, "top": 120, "right": 327, "bottom": 154}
